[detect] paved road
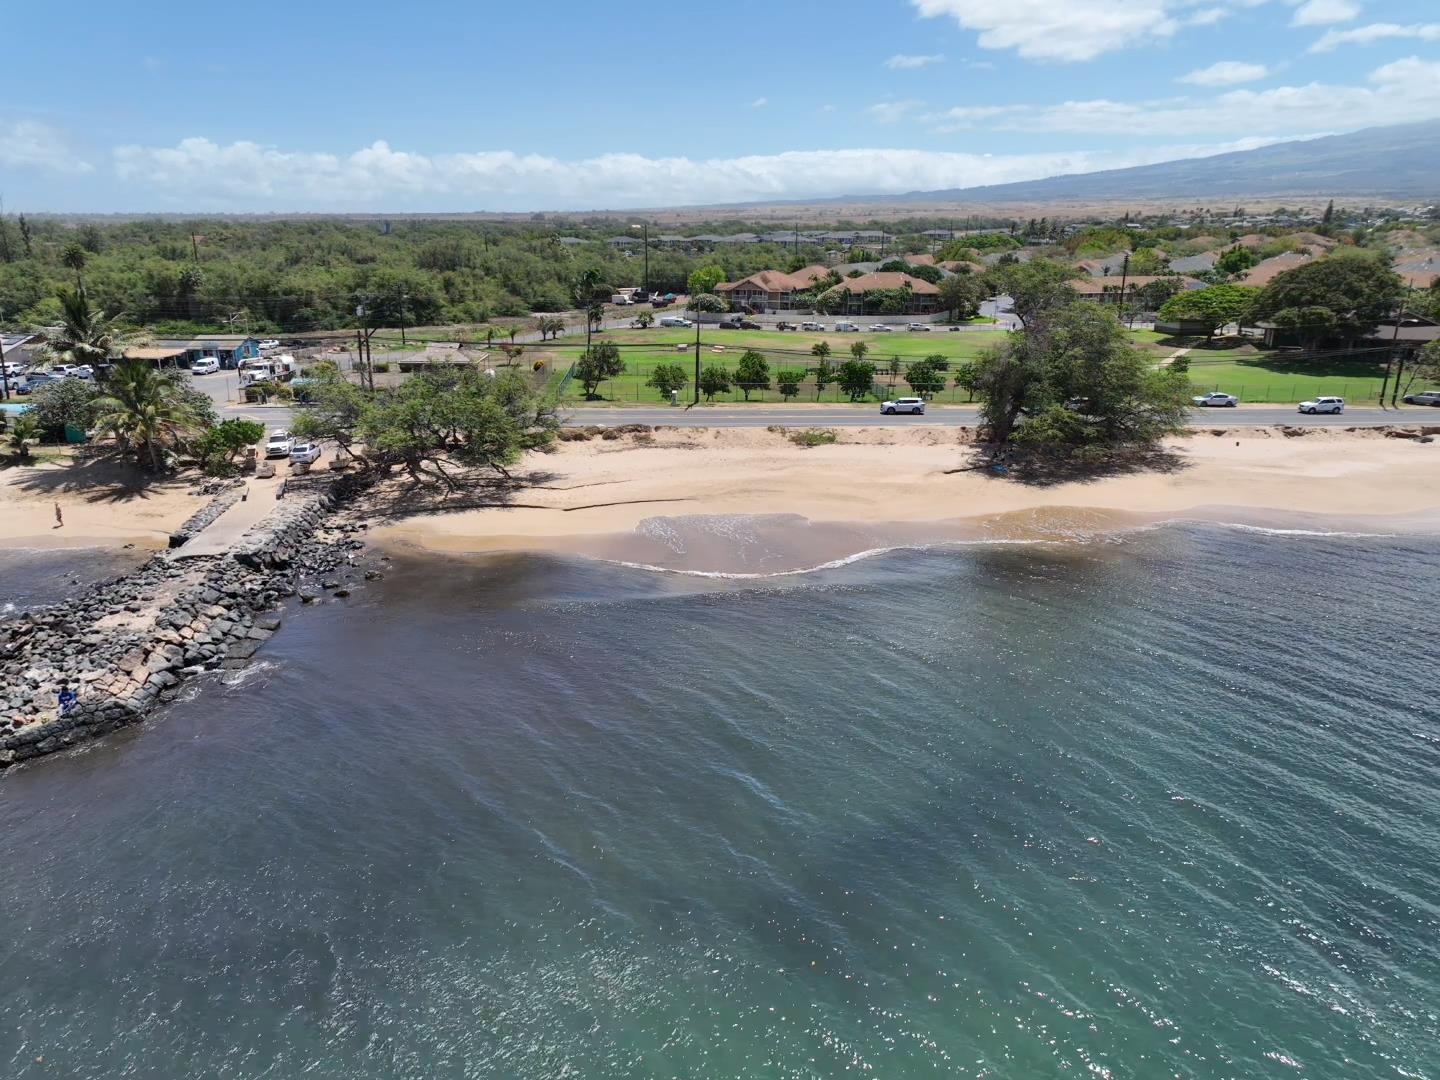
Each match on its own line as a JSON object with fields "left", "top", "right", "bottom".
{"left": 561, "top": 405, "right": 1413, "bottom": 429}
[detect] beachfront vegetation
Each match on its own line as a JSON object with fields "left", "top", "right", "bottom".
{"left": 973, "top": 303, "right": 1190, "bottom": 450}
{"left": 92, "top": 358, "right": 214, "bottom": 470}
{"left": 196, "top": 419, "right": 266, "bottom": 475}
{"left": 25, "top": 377, "right": 100, "bottom": 439}
{"left": 1248, "top": 250, "right": 1404, "bottom": 348}
{"left": 6, "top": 413, "right": 40, "bottom": 463}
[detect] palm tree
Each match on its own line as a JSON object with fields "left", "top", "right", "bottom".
{"left": 47, "top": 287, "right": 122, "bottom": 370}
{"left": 61, "top": 242, "right": 88, "bottom": 289}
{"left": 6, "top": 413, "right": 40, "bottom": 463}
{"left": 849, "top": 340, "right": 869, "bottom": 362}
{"left": 92, "top": 358, "right": 206, "bottom": 470}
{"left": 810, "top": 340, "right": 831, "bottom": 361}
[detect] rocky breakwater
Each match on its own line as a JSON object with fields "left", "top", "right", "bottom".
{"left": 0, "top": 491, "right": 364, "bottom": 769}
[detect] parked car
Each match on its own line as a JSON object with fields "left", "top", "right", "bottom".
{"left": 265, "top": 430, "right": 294, "bottom": 458}
{"left": 1193, "top": 391, "right": 1239, "bottom": 407}
{"left": 869, "top": 324, "right": 895, "bottom": 332}
{"left": 289, "top": 442, "right": 322, "bottom": 465}
{"left": 658, "top": 315, "right": 691, "bottom": 327}
{"left": 800, "top": 321, "right": 826, "bottom": 332}
{"left": 1, "top": 361, "right": 26, "bottom": 378}
{"left": 717, "top": 318, "right": 742, "bottom": 330}
{"left": 881, "top": 396, "right": 926, "bottom": 415}
{"left": 71, "top": 365, "right": 94, "bottom": 379}
{"left": 258, "top": 339, "right": 280, "bottom": 351}
{"left": 47, "top": 364, "right": 78, "bottom": 378}
{"left": 1298, "top": 396, "right": 1344, "bottom": 415}
{"left": 833, "top": 321, "right": 861, "bottom": 332}
{"left": 1402, "top": 389, "right": 1440, "bottom": 406}
{"left": 191, "top": 358, "right": 220, "bottom": 375}
{"left": 739, "top": 318, "right": 762, "bottom": 330}
{"left": 22, "top": 371, "right": 58, "bottom": 388}
{"left": 906, "top": 322, "right": 932, "bottom": 332}
{"left": 775, "top": 321, "right": 797, "bottom": 331}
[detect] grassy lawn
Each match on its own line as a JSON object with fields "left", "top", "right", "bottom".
{"left": 1184, "top": 354, "right": 1390, "bottom": 404}
{"left": 552, "top": 327, "right": 1007, "bottom": 404}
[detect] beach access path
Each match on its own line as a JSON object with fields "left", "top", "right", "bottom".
{"left": 173, "top": 474, "right": 290, "bottom": 558}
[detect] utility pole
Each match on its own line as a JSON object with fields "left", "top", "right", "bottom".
{"left": 0, "top": 338, "right": 10, "bottom": 402}
{"left": 643, "top": 222, "right": 649, "bottom": 296}
{"left": 399, "top": 290, "right": 409, "bottom": 346}
{"left": 694, "top": 313, "right": 701, "bottom": 405}
{"left": 1378, "top": 307, "right": 1403, "bottom": 409}
{"left": 1116, "top": 253, "right": 1130, "bottom": 320}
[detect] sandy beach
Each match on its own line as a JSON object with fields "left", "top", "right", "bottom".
{"left": 372, "top": 425, "right": 1440, "bottom": 570}
{"left": 0, "top": 453, "right": 209, "bottom": 550}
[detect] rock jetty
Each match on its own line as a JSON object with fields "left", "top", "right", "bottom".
{"left": 1, "top": 487, "right": 366, "bottom": 769}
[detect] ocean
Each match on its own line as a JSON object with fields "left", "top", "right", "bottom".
{"left": 1, "top": 524, "right": 1437, "bottom": 1079}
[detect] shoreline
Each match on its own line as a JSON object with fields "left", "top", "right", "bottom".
{"left": 368, "top": 424, "right": 1440, "bottom": 574}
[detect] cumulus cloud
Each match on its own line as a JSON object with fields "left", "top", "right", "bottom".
{"left": 1310, "top": 21, "right": 1440, "bottom": 51}
{"left": 886, "top": 53, "right": 945, "bottom": 69}
{"left": 866, "top": 100, "right": 926, "bottom": 123}
{"left": 1290, "top": 0, "right": 1360, "bottom": 26}
{"left": 910, "top": 0, "right": 1181, "bottom": 62}
{"left": 932, "top": 57, "right": 1440, "bottom": 135}
{"left": 1177, "top": 60, "right": 1270, "bottom": 86}
{"left": 0, "top": 119, "right": 92, "bottom": 173}
{"left": 106, "top": 136, "right": 1307, "bottom": 211}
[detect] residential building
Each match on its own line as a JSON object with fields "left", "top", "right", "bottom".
{"left": 1070, "top": 276, "right": 1205, "bottom": 302}
{"left": 826, "top": 272, "right": 941, "bottom": 315}
{"left": 714, "top": 265, "right": 832, "bottom": 311}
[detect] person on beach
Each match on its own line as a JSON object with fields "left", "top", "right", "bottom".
{"left": 57, "top": 685, "right": 78, "bottom": 717}
{"left": 54, "top": 502, "right": 63, "bottom": 528}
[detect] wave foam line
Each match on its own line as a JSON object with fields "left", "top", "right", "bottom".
{"left": 604, "top": 539, "right": 1050, "bottom": 579}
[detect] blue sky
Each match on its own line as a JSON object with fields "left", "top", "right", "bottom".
{"left": 4, "top": 0, "right": 1438, "bottom": 211}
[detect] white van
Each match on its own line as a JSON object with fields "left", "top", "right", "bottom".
{"left": 191, "top": 358, "right": 220, "bottom": 375}
{"left": 834, "top": 321, "right": 861, "bottom": 332}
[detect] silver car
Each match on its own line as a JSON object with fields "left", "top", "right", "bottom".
{"left": 1298, "top": 396, "right": 1344, "bottom": 415}
{"left": 1192, "top": 392, "right": 1238, "bottom": 407}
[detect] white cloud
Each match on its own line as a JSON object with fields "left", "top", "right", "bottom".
{"left": 1178, "top": 60, "right": 1270, "bottom": 85}
{"left": 0, "top": 119, "right": 92, "bottom": 173}
{"left": 886, "top": 53, "right": 946, "bottom": 69}
{"left": 1185, "top": 7, "right": 1230, "bottom": 26}
{"left": 820, "top": 103, "right": 837, "bottom": 112}
{"left": 750, "top": 97, "right": 767, "bottom": 108}
{"left": 931, "top": 57, "right": 1440, "bottom": 135}
{"left": 1310, "top": 21, "right": 1440, "bottom": 51}
{"left": 911, "top": 0, "right": 1180, "bottom": 62}
{"left": 866, "top": 100, "right": 925, "bottom": 123}
{"left": 1290, "top": 0, "right": 1359, "bottom": 26}
{"left": 106, "top": 136, "right": 1308, "bottom": 211}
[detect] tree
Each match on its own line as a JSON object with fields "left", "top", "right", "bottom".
{"left": 776, "top": 369, "right": 804, "bottom": 399}
{"left": 810, "top": 340, "right": 831, "bottom": 362}
{"left": 92, "top": 358, "right": 209, "bottom": 470}
{"left": 837, "top": 359, "right": 877, "bottom": 402}
{"left": 687, "top": 292, "right": 726, "bottom": 315}
{"left": 358, "top": 367, "right": 557, "bottom": 485}
{"left": 905, "top": 357, "right": 946, "bottom": 398}
{"left": 46, "top": 287, "right": 121, "bottom": 369}
{"left": 61, "top": 242, "right": 88, "bottom": 289}
{"left": 886, "top": 355, "right": 901, "bottom": 386}
{"left": 699, "top": 364, "right": 731, "bottom": 401}
{"left": 984, "top": 259, "right": 1082, "bottom": 329}
{"left": 1158, "top": 284, "right": 1257, "bottom": 339}
{"left": 734, "top": 350, "right": 771, "bottom": 401}
{"left": 633, "top": 310, "right": 654, "bottom": 329}
{"left": 938, "top": 273, "right": 986, "bottom": 322}
{"left": 196, "top": 419, "right": 265, "bottom": 474}
{"left": 1127, "top": 248, "right": 1167, "bottom": 276}
{"left": 178, "top": 265, "right": 206, "bottom": 321}
{"left": 1249, "top": 251, "right": 1404, "bottom": 344}
{"left": 26, "top": 377, "right": 99, "bottom": 437}
{"left": 1398, "top": 340, "right": 1440, "bottom": 398}
{"left": 1270, "top": 305, "right": 1337, "bottom": 351}
{"left": 971, "top": 338, "right": 1045, "bottom": 445}
{"left": 534, "top": 315, "right": 565, "bottom": 340}
{"left": 849, "top": 340, "right": 869, "bottom": 362}
{"left": 952, "top": 361, "right": 980, "bottom": 401}
{"left": 1215, "top": 246, "right": 1260, "bottom": 276}
{"left": 646, "top": 362, "right": 689, "bottom": 397}
{"left": 688, "top": 265, "right": 726, "bottom": 296}
{"left": 574, "top": 341, "right": 625, "bottom": 399}
{"left": 6, "top": 413, "right": 40, "bottom": 462}
{"left": 813, "top": 358, "right": 835, "bottom": 396}
{"left": 288, "top": 365, "right": 368, "bottom": 459}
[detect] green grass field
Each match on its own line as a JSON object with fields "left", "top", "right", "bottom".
{"left": 551, "top": 327, "right": 1008, "bottom": 404}
{"left": 1183, "top": 355, "right": 1390, "bottom": 404}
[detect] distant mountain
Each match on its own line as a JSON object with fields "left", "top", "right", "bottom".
{"left": 873, "top": 120, "right": 1440, "bottom": 204}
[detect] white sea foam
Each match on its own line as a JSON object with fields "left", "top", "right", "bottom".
{"left": 603, "top": 538, "right": 1049, "bottom": 579}
{"left": 221, "top": 660, "right": 280, "bottom": 688}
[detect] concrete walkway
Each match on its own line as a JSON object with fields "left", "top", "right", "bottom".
{"left": 172, "top": 474, "right": 290, "bottom": 558}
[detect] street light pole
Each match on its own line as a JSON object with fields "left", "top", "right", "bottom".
{"left": 694, "top": 314, "right": 701, "bottom": 405}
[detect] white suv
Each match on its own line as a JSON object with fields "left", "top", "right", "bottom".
{"left": 881, "top": 397, "right": 926, "bottom": 415}
{"left": 1298, "top": 396, "right": 1344, "bottom": 415}
{"left": 906, "top": 322, "right": 932, "bottom": 332}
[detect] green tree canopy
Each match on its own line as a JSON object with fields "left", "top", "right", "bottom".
{"left": 734, "top": 350, "right": 771, "bottom": 401}
{"left": 905, "top": 357, "right": 946, "bottom": 397}
{"left": 645, "top": 362, "right": 689, "bottom": 396}
{"left": 687, "top": 265, "right": 726, "bottom": 296}
{"left": 93, "top": 358, "right": 210, "bottom": 469}
{"left": 1249, "top": 251, "right": 1403, "bottom": 344}
{"left": 776, "top": 369, "right": 804, "bottom": 399}
{"left": 574, "top": 341, "right": 625, "bottom": 399}
{"left": 26, "top": 377, "right": 100, "bottom": 437}
{"left": 837, "top": 359, "right": 877, "bottom": 402}
{"left": 1158, "top": 284, "right": 1257, "bottom": 338}
{"left": 983, "top": 259, "right": 1083, "bottom": 329}
{"left": 698, "top": 364, "right": 730, "bottom": 401}
{"left": 938, "top": 273, "right": 987, "bottom": 322}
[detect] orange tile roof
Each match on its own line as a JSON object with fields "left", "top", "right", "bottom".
{"left": 1238, "top": 252, "right": 1313, "bottom": 286}
{"left": 834, "top": 271, "right": 941, "bottom": 295}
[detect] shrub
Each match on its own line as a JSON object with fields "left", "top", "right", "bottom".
{"left": 789, "top": 428, "right": 838, "bottom": 448}
{"left": 372, "top": 362, "right": 391, "bottom": 373}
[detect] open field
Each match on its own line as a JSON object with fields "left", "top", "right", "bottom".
{"left": 1182, "top": 354, "right": 1392, "bottom": 404}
